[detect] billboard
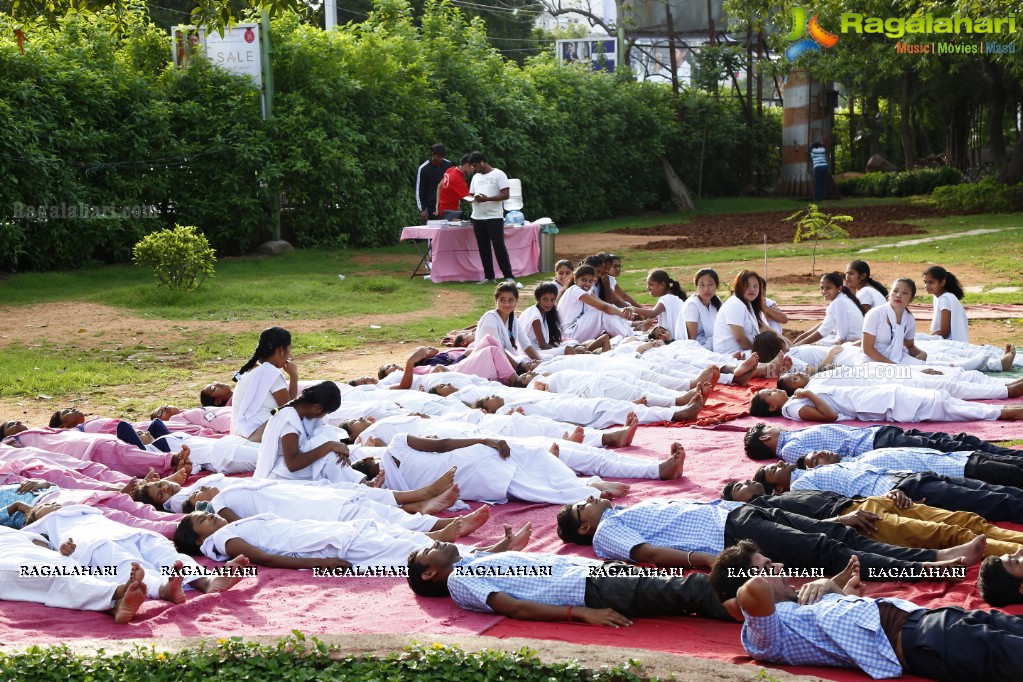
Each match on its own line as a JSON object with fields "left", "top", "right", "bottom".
{"left": 172, "top": 24, "right": 262, "bottom": 89}
{"left": 557, "top": 38, "right": 618, "bottom": 73}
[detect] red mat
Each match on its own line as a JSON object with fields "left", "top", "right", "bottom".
{"left": 2, "top": 388, "right": 1022, "bottom": 682}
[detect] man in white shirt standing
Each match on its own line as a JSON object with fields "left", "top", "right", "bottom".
{"left": 467, "top": 151, "right": 513, "bottom": 284}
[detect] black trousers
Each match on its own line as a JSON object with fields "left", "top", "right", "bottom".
{"left": 584, "top": 563, "right": 731, "bottom": 621}
{"left": 902, "top": 606, "right": 1023, "bottom": 681}
{"left": 471, "top": 217, "right": 513, "bottom": 280}
{"left": 723, "top": 506, "right": 934, "bottom": 581}
{"left": 873, "top": 425, "right": 1023, "bottom": 459}
{"left": 895, "top": 472, "right": 1023, "bottom": 522}
{"left": 964, "top": 452, "right": 1023, "bottom": 488}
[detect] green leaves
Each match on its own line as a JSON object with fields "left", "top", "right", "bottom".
{"left": 0, "top": 636, "right": 646, "bottom": 682}
{"left": 787, "top": 203, "right": 853, "bottom": 274}
{"left": 133, "top": 224, "right": 216, "bottom": 290}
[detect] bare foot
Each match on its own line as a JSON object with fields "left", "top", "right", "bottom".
{"left": 165, "top": 467, "right": 189, "bottom": 486}
{"left": 111, "top": 579, "right": 147, "bottom": 624}
{"left": 731, "top": 353, "right": 759, "bottom": 385}
{"left": 369, "top": 470, "right": 386, "bottom": 488}
{"left": 120, "top": 478, "right": 140, "bottom": 497}
{"left": 632, "top": 396, "right": 648, "bottom": 406}
{"left": 920, "top": 557, "right": 969, "bottom": 581}
{"left": 207, "top": 555, "right": 251, "bottom": 593}
{"left": 693, "top": 365, "right": 720, "bottom": 388}
{"left": 421, "top": 467, "right": 458, "bottom": 498}
{"left": 428, "top": 518, "right": 463, "bottom": 542}
{"left": 569, "top": 426, "right": 584, "bottom": 443}
{"left": 832, "top": 555, "right": 860, "bottom": 589}
{"left": 549, "top": 442, "right": 560, "bottom": 457}
{"left": 675, "top": 388, "right": 698, "bottom": 406}
{"left": 697, "top": 381, "right": 713, "bottom": 397}
{"left": 456, "top": 505, "right": 490, "bottom": 537}
{"left": 592, "top": 481, "right": 630, "bottom": 498}
{"left": 507, "top": 522, "right": 532, "bottom": 551}
{"left": 143, "top": 469, "right": 160, "bottom": 484}
{"left": 658, "top": 443, "right": 686, "bottom": 480}
{"left": 1002, "top": 344, "right": 1017, "bottom": 372}
{"left": 671, "top": 394, "right": 704, "bottom": 422}
{"left": 159, "top": 561, "right": 187, "bottom": 604}
{"left": 936, "top": 534, "right": 986, "bottom": 566}
{"left": 417, "top": 485, "right": 460, "bottom": 515}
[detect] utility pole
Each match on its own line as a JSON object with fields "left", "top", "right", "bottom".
{"left": 260, "top": 10, "right": 281, "bottom": 241}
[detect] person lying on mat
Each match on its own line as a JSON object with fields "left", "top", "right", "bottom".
{"left": 178, "top": 478, "right": 489, "bottom": 537}
{"left": 555, "top": 496, "right": 970, "bottom": 582}
{"left": 743, "top": 421, "right": 1023, "bottom": 463}
{"left": 748, "top": 457, "right": 1023, "bottom": 523}
{"left": 748, "top": 385, "right": 1023, "bottom": 423}
{"left": 711, "top": 542, "right": 1023, "bottom": 681}
{"left": 0, "top": 527, "right": 148, "bottom": 624}
{"left": 174, "top": 510, "right": 525, "bottom": 573}
{"left": 796, "top": 447, "right": 1023, "bottom": 489}
{"left": 978, "top": 547, "right": 1023, "bottom": 607}
{"left": 406, "top": 537, "right": 733, "bottom": 625}
{"left": 25, "top": 503, "right": 248, "bottom": 603}
{"left": 721, "top": 485, "right": 1021, "bottom": 558}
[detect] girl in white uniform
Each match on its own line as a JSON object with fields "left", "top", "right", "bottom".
{"left": 792, "top": 272, "right": 864, "bottom": 346}
{"left": 526, "top": 368, "right": 699, "bottom": 408}
{"left": 0, "top": 526, "right": 145, "bottom": 621}
{"left": 519, "top": 283, "right": 603, "bottom": 357}
{"left": 684, "top": 268, "right": 722, "bottom": 349}
{"left": 859, "top": 278, "right": 927, "bottom": 364}
{"left": 625, "top": 270, "right": 688, "bottom": 341}
{"left": 231, "top": 326, "right": 298, "bottom": 441}
{"left": 844, "top": 260, "right": 888, "bottom": 312}
{"left": 750, "top": 385, "right": 1023, "bottom": 423}
{"left": 713, "top": 269, "right": 771, "bottom": 356}
{"left": 474, "top": 282, "right": 542, "bottom": 370}
{"left": 778, "top": 364, "right": 1023, "bottom": 401}
{"left": 557, "top": 264, "right": 634, "bottom": 343}
{"left": 254, "top": 382, "right": 361, "bottom": 485}
{"left": 553, "top": 259, "right": 574, "bottom": 293}
{"left": 380, "top": 434, "right": 627, "bottom": 505}
{"left": 923, "top": 265, "right": 970, "bottom": 342}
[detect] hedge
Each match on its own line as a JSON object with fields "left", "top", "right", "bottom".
{"left": 931, "top": 176, "right": 1023, "bottom": 213}
{"left": 0, "top": 2, "right": 781, "bottom": 270}
{"left": 0, "top": 635, "right": 647, "bottom": 682}
{"left": 835, "top": 166, "right": 963, "bottom": 198}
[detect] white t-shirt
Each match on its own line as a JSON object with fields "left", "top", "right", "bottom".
{"left": 231, "top": 363, "right": 287, "bottom": 438}
{"left": 862, "top": 304, "right": 916, "bottom": 361}
{"left": 856, "top": 286, "right": 887, "bottom": 311}
{"left": 931, "top": 292, "right": 969, "bottom": 342}
{"left": 818, "top": 294, "right": 864, "bottom": 344}
{"left": 519, "top": 304, "right": 551, "bottom": 346}
{"left": 476, "top": 309, "right": 533, "bottom": 357}
{"left": 657, "top": 294, "right": 688, "bottom": 341}
{"left": 683, "top": 297, "right": 718, "bottom": 349}
{"left": 712, "top": 295, "right": 761, "bottom": 355}
{"left": 469, "top": 168, "right": 510, "bottom": 220}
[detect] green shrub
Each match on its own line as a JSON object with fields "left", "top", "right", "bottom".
{"left": 931, "top": 177, "right": 1023, "bottom": 213}
{"left": 838, "top": 166, "right": 963, "bottom": 197}
{"left": 0, "top": 635, "right": 646, "bottom": 682}
{"left": 133, "top": 224, "right": 216, "bottom": 290}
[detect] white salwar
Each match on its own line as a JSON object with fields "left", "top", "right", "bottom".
{"left": 231, "top": 362, "right": 287, "bottom": 438}
{"left": 255, "top": 407, "right": 362, "bottom": 485}
{"left": 781, "top": 384, "right": 1003, "bottom": 423}
{"left": 0, "top": 527, "right": 116, "bottom": 611}
{"left": 26, "top": 505, "right": 203, "bottom": 598}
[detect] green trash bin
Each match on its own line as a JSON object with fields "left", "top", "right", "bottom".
{"left": 538, "top": 224, "right": 559, "bottom": 272}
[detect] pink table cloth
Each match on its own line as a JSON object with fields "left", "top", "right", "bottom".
{"left": 400, "top": 223, "right": 540, "bottom": 283}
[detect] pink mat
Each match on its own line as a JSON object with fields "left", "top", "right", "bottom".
{"left": 2, "top": 403, "right": 1022, "bottom": 682}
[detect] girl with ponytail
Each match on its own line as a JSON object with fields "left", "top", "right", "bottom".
{"left": 231, "top": 326, "right": 299, "bottom": 442}
{"left": 792, "top": 272, "right": 865, "bottom": 346}
{"left": 519, "top": 282, "right": 610, "bottom": 356}
{"left": 844, "top": 260, "right": 888, "bottom": 312}
{"left": 923, "top": 265, "right": 969, "bottom": 342}
{"left": 626, "top": 270, "right": 689, "bottom": 340}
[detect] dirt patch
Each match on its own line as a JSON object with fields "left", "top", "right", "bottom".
{"left": 610, "top": 204, "right": 947, "bottom": 250}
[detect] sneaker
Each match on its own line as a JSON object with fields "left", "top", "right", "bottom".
{"left": 477, "top": 278, "right": 494, "bottom": 285}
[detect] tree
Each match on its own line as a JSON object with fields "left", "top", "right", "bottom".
{"left": 786, "top": 203, "right": 851, "bottom": 275}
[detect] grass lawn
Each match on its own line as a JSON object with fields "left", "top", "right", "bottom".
{"left": 1, "top": 196, "right": 1021, "bottom": 407}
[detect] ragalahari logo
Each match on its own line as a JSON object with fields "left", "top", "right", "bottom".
{"left": 785, "top": 7, "right": 840, "bottom": 61}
